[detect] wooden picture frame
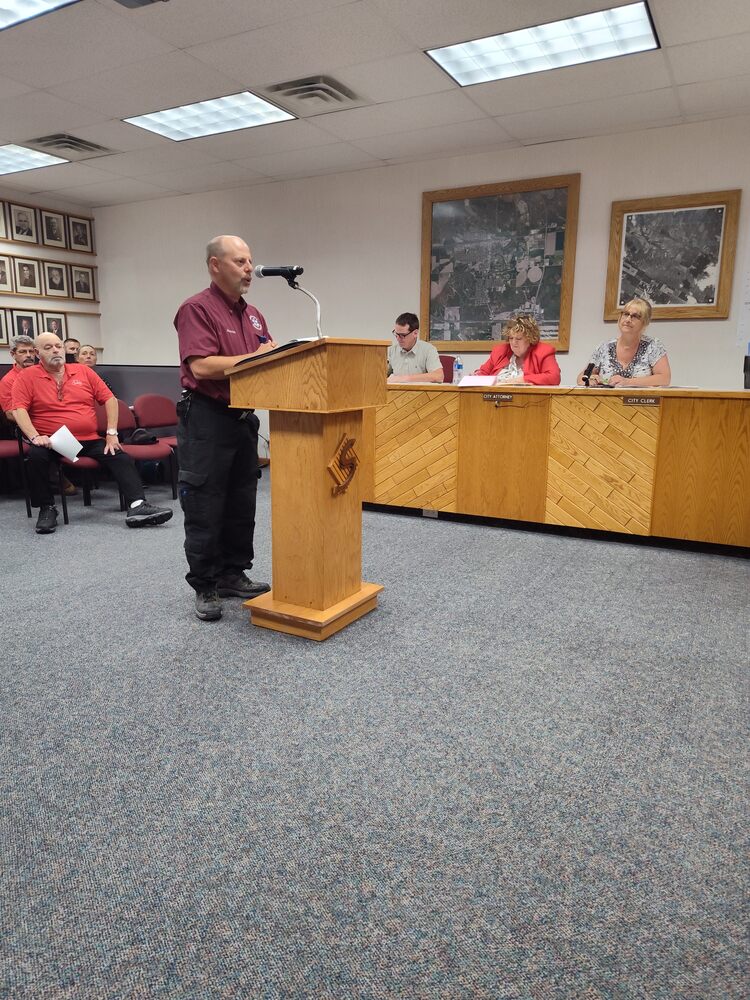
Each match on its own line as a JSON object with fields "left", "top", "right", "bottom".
{"left": 12, "top": 310, "right": 39, "bottom": 339}
{"left": 41, "top": 210, "right": 67, "bottom": 249}
{"left": 13, "top": 257, "right": 42, "bottom": 295}
{"left": 604, "top": 190, "right": 741, "bottom": 320}
{"left": 43, "top": 260, "right": 69, "bottom": 298}
{"left": 9, "top": 203, "right": 38, "bottom": 244}
{"left": 0, "top": 254, "right": 13, "bottom": 292}
{"left": 0, "top": 202, "right": 7, "bottom": 241}
{"left": 71, "top": 265, "right": 95, "bottom": 300}
{"left": 421, "top": 173, "right": 580, "bottom": 352}
{"left": 69, "top": 215, "right": 94, "bottom": 253}
{"left": 42, "top": 311, "right": 67, "bottom": 338}
{"left": 0, "top": 309, "right": 8, "bottom": 347}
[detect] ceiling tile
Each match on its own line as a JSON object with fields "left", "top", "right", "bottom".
{"left": 676, "top": 75, "right": 750, "bottom": 117}
{"left": 335, "top": 52, "right": 455, "bottom": 104}
{"left": 47, "top": 177, "right": 177, "bottom": 207}
{"left": 497, "top": 88, "right": 682, "bottom": 143}
{"left": 0, "top": 161, "right": 117, "bottom": 194}
{"left": 0, "top": 2, "right": 174, "bottom": 89}
{"left": 649, "top": 0, "right": 750, "bottom": 46}
{"left": 88, "top": 145, "right": 222, "bottom": 180}
{"left": 313, "top": 90, "right": 486, "bottom": 141}
{"left": 53, "top": 51, "right": 245, "bottom": 120}
{"left": 666, "top": 34, "right": 750, "bottom": 86}
{"left": 186, "top": 4, "right": 415, "bottom": 89}
{"left": 96, "top": 0, "right": 352, "bottom": 49}
{"left": 351, "top": 118, "right": 515, "bottom": 158}
{"left": 136, "top": 162, "right": 271, "bottom": 194}
{"left": 237, "top": 143, "right": 382, "bottom": 179}
{"left": 67, "top": 119, "right": 169, "bottom": 154}
{"left": 188, "top": 119, "right": 340, "bottom": 159}
{"left": 0, "top": 92, "right": 106, "bottom": 143}
{"left": 467, "top": 51, "right": 672, "bottom": 117}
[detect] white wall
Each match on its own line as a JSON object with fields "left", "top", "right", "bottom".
{"left": 94, "top": 114, "right": 750, "bottom": 390}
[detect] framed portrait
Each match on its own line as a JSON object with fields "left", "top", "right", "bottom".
{"left": 12, "top": 310, "right": 39, "bottom": 339}
{"left": 9, "top": 203, "right": 38, "bottom": 244}
{"left": 71, "top": 265, "right": 95, "bottom": 300}
{"left": 0, "top": 254, "right": 13, "bottom": 292}
{"left": 41, "top": 210, "right": 67, "bottom": 249}
{"left": 0, "top": 309, "right": 8, "bottom": 347}
{"left": 42, "top": 311, "right": 67, "bottom": 339}
{"left": 0, "top": 202, "right": 7, "bottom": 241}
{"left": 605, "top": 189, "right": 741, "bottom": 321}
{"left": 13, "top": 257, "right": 42, "bottom": 295}
{"left": 68, "top": 215, "right": 94, "bottom": 253}
{"left": 43, "top": 260, "right": 69, "bottom": 298}
{"left": 421, "top": 174, "right": 580, "bottom": 352}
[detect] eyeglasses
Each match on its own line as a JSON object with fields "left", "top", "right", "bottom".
{"left": 620, "top": 310, "right": 643, "bottom": 321}
{"left": 393, "top": 331, "right": 412, "bottom": 339}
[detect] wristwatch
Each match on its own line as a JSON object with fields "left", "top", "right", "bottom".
{"left": 106, "top": 428, "right": 118, "bottom": 436}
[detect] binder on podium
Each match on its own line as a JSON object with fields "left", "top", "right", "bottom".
{"left": 227, "top": 337, "right": 389, "bottom": 640}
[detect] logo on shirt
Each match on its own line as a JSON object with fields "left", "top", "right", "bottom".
{"left": 226, "top": 329, "right": 236, "bottom": 335}
{"left": 250, "top": 316, "right": 263, "bottom": 331}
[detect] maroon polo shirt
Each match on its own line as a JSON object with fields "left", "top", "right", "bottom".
{"left": 174, "top": 282, "right": 270, "bottom": 403}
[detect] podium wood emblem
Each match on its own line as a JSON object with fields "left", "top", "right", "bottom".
{"left": 327, "top": 435, "right": 359, "bottom": 495}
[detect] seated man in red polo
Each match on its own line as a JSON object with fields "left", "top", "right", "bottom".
{"left": 11, "top": 332, "right": 173, "bottom": 534}
{"left": 0, "top": 335, "right": 36, "bottom": 419}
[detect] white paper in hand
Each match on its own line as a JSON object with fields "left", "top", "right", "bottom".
{"left": 49, "top": 425, "right": 82, "bottom": 462}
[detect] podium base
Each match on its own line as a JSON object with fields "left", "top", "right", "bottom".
{"left": 244, "top": 582, "right": 383, "bottom": 641}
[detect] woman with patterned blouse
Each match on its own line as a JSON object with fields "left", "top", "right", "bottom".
{"left": 577, "top": 298, "right": 671, "bottom": 388}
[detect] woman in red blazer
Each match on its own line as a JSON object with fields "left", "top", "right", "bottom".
{"left": 474, "top": 314, "right": 561, "bottom": 385}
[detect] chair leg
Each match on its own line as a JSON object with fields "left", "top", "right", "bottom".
{"left": 81, "top": 470, "right": 92, "bottom": 506}
{"left": 58, "top": 464, "right": 70, "bottom": 525}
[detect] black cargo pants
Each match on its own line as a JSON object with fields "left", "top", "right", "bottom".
{"left": 176, "top": 391, "right": 260, "bottom": 593}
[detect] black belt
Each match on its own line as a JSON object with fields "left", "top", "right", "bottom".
{"left": 183, "top": 389, "right": 254, "bottom": 419}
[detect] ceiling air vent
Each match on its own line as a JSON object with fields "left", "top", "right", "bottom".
{"left": 261, "top": 76, "right": 368, "bottom": 118}
{"left": 26, "top": 134, "right": 115, "bottom": 161}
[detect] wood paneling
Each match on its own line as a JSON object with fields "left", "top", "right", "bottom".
{"left": 545, "top": 395, "right": 659, "bottom": 534}
{"left": 652, "top": 397, "right": 750, "bottom": 546}
{"left": 373, "top": 390, "right": 459, "bottom": 510}
{"left": 458, "top": 392, "right": 549, "bottom": 521}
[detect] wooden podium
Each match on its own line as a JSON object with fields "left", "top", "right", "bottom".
{"left": 227, "top": 338, "right": 389, "bottom": 640}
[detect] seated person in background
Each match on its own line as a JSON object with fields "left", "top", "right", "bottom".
{"left": 11, "top": 333, "right": 173, "bottom": 534}
{"left": 474, "top": 314, "right": 561, "bottom": 385}
{"left": 0, "top": 336, "right": 36, "bottom": 419}
{"left": 577, "top": 298, "right": 670, "bottom": 387}
{"left": 64, "top": 337, "right": 80, "bottom": 363}
{"left": 78, "top": 344, "right": 114, "bottom": 391}
{"left": 387, "top": 312, "right": 444, "bottom": 383}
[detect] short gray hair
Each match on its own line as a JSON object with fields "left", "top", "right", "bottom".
{"left": 11, "top": 335, "right": 34, "bottom": 351}
{"left": 206, "top": 236, "right": 228, "bottom": 265}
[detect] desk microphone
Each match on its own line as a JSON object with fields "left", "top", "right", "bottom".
{"left": 581, "top": 363, "right": 595, "bottom": 386}
{"left": 253, "top": 265, "right": 304, "bottom": 281}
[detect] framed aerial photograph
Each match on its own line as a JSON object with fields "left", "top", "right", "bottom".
{"left": 42, "top": 311, "right": 67, "bottom": 338}
{"left": 0, "top": 309, "right": 8, "bottom": 347}
{"left": 12, "top": 310, "right": 39, "bottom": 339}
{"left": 13, "top": 257, "right": 42, "bottom": 295}
{"left": 41, "top": 210, "right": 67, "bottom": 249}
{"left": 9, "top": 203, "right": 38, "bottom": 244}
{"left": 421, "top": 173, "right": 580, "bottom": 352}
{"left": 0, "top": 254, "right": 13, "bottom": 292}
{"left": 43, "top": 260, "right": 69, "bottom": 297}
{"left": 69, "top": 215, "right": 94, "bottom": 253}
{"left": 604, "top": 189, "right": 741, "bottom": 320}
{"left": 71, "top": 265, "right": 95, "bottom": 299}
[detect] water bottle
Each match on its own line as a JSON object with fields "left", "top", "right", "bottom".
{"left": 453, "top": 355, "right": 463, "bottom": 385}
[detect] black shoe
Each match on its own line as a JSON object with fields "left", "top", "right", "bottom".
{"left": 125, "top": 501, "right": 173, "bottom": 527}
{"left": 216, "top": 573, "right": 271, "bottom": 599}
{"left": 35, "top": 505, "right": 58, "bottom": 534}
{"left": 195, "top": 589, "right": 222, "bottom": 621}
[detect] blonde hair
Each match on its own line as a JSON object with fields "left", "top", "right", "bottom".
{"left": 502, "top": 314, "right": 541, "bottom": 345}
{"left": 621, "top": 298, "right": 652, "bottom": 327}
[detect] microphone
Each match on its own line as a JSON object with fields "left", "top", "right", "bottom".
{"left": 253, "top": 265, "right": 304, "bottom": 280}
{"left": 581, "top": 362, "right": 595, "bottom": 386}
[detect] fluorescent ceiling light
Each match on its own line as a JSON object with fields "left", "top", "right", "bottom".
{"left": 124, "top": 92, "right": 295, "bottom": 141}
{"left": 427, "top": 2, "right": 659, "bottom": 86}
{"left": 0, "top": 143, "right": 68, "bottom": 175}
{"left": 0, "top": 0, "right": 82, "bottom": 32}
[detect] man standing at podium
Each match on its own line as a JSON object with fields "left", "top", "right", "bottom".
{"left": 175, "top": 235, "right": 277, "bottom": 622}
